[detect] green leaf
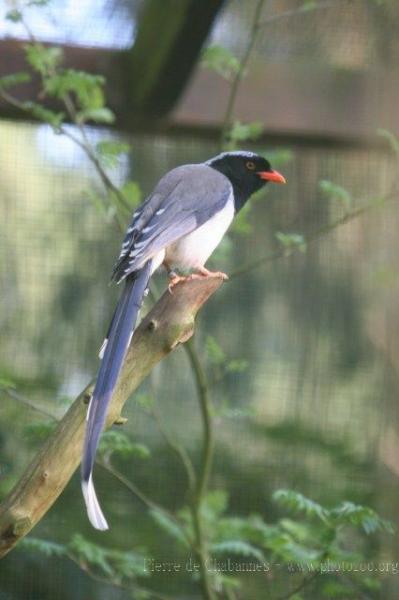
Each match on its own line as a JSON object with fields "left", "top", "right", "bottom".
{"left": 275, "top": 232, "right": 307, "bottom": 253}
{"left": 273, "top": 489, "right": 329, "bottom": 524}
{"left": 319, "top": 179, "right": 352, "bottom": 210}
{"left": 22, "top": 101, "right": 64, "bottom": 128}
{"left": 149, "top": 510, "right": 189, "bottom": 548}
{"left": 120, "top": 181, "right": 142, "bottom": 209}
{"left": 330, "top": 501, "right": 394, "bottom": 535}
{"left": 96, "top": 140, "right": 130, "bottom": 168}
{"left": 202, "top": 490, "right": 229, "bottom": 519}
{"left": 201, "top": 45, "right": 240, "bottom": 81}
{"left": 21, "top": 536, "right": 67, "bottom": 557}
{"left": 0, "top": 72, "right": 31, "bottom": 91}
{"left": 301, "top": 0, "right": 318, "bottom": 9}
{"left": 226, "top": 359, "right": 249, "bottom": 374}
{"left": 263, "top": 148, "right": 294, "bottom": 167}
{"left": 0, "top": 376, "right": 16, "bottom": 390}
{"left": 205, "top": 335, "right": 226, "bottom": 366}
{"left": 6, "top": 9, "right": 22, "bottom": 22}
{"left": 43, "top": 69, "right": 106, "bottom": 110}
{"left": 27, "top": 0, "right": 51, "bottom": 6}
{"left": 135, "top": 393, "right": 154, "bottom": 412}
{"left": 106, "top": 548, "right": 148, "bottom": 579}
{"left": 321, "top": 580, "right": 354, "bottom": 598}
{"left": 229, "top": 121, "right": 263, "bottom": 144}
{"left": 99, "top": 430, "right": 150, "bottom": 460}
{"left": 211, "top": 540, "right": 265, "bottom": 562}
{"left": 77, "top": 107, "right": 115, "bottom": 124}
{"left": 24, "top": 44, "right": 63, "bottom": 75}
{"left": 377, "top": 128, "right": 399, "bottom": 156}
{"left": 69, "top": 534, "right": 114, "bottom": 577}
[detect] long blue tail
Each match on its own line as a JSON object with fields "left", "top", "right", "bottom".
{"left": 81, "top": 260, "right": 152, "bottom": 530}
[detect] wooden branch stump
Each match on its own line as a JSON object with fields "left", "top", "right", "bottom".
{"left": 0, "top": 277, "right": 223, "bottom": 558}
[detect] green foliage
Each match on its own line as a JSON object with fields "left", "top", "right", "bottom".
{"left": 229, "top": 120, "right": 263, "bottom": 144}
{"left": 201, "top": 45, "right": 240, "bottom": 81}
{"left": 0, "top": 72, "right": 31, "bottom": 91}
{"left": 330, "top": 501, "right": 394, "bottom": 534}
{"left": 149, "top": 509, "right": 190, "bottom": 548}
{"left": 25, "top": 44, "right": 63, "bottom": 75}
{"left": 319, "top": 179, "right": 352, "bottom": 211}
{"left": 120, "top": 181, "right": 142, "bottom": 209}
{"left": 276, "top": 231, "right": 307, "bottom": 253}
{"left": 78, "top": 107, "right": 115, "bottom": 124}
{"left": 205, "top": 335, "right": 249, "bottom": 386}
{"left": 98, "top": 430, "right": 150, "bottom": 460}
{"left": 5, "top": 9, "right": 23, "bottom": 22}
{"left": 134, "top": 393, "right": 155, "bottom": 413}
{"left": 205, "top": 335, "right": 226, "bottom": 366}
{"left": 69, "top": 533, "right": 146, "bottom": 580}
{"left": 225, "top": 358, "right": 249, "bottom": 374}
{"left": 96, "top": 140, "right": 131, "bottom": 168}
{"left": 0, "top": 375, "right": 16, "bottom": 390}
{"left": 273, "top": 489, "right": 329, "bottom": 523}
{"left": 27, "top": 0, "right": 51, "bottom": 6}
{"left": 22, "top": 101, "right": 65, "bottom": 129}
{"left": 264, "top": 148, "right": 294, "bottom": 167}
{"left": 211, "top": 540, "right": 265, "bottom": 562}
{"left": 302, "top": 0, "right": 318, "bottom": 9}
{"left": 377, "top": 128, "right": 399, "bottom": 156}
{"left": 21, "top": 537, "right": 66, "bottom": 557}
{"left": 22, "top": 534, "right": 148, "bottom": 583}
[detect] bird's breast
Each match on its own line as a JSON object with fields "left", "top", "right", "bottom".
{"left": 165, "top": 195, "right": 234, "bottom": 271}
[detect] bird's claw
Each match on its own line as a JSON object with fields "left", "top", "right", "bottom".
{"left": 168, "top": 274, "right": 190, "bottom": 294}
{"left": 168, "top": 268, "right": 228, "bottom": 293}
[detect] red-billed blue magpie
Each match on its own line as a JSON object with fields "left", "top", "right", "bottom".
{"left": 81, "top": 150, "right": 286, "bottom": 529}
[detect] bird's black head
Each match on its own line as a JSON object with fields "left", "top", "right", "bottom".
{"left": 206, "top": 151, "right": 286, "bottom": 212}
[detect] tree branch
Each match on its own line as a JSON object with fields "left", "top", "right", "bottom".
{"left": 184, "top": 338, "right": 216, "bottom": 600}
{"left": 0, "top": 277, "right": 223, "bottom": 559}
{"left": 229, "top": 190, "right": 398, "bottom": 280}
{"left": 220, "top": 0, "right": 266, "bottom": 147}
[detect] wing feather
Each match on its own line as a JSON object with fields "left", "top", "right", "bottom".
{"left": 112, "top": 165, "right": 232, "bottom": 283}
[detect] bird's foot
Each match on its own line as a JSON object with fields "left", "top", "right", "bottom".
{"left": 195, "top": 266, "right": 229, "bottom": 280}
{"left": 168, "top": 268, "right": 228, "bottom": 294}
{"left": 168, "top": 272, "right": 191, "bottom": 293}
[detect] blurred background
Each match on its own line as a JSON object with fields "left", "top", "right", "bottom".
{"left": 0, "top": 0, "right": 399, "bottom": 598}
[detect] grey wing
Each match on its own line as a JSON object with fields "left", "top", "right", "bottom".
{"left": 112, "top": 164, "right": 232, "bottom": 283}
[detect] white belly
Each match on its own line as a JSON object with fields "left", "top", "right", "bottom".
{"left": 165, "top": 196, "right": 234, "bottom": 271}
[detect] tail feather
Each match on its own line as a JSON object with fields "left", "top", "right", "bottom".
{"left": 81, "top": 260, "right": 152, "bottom": 530}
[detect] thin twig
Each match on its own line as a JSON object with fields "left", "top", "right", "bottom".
{"left": 229, "top": 190, "right": 398, "bottom": 280}
{"left": 97, "top": 457, "right": 193, "bottom": 546}
{"left": 258, "top": 0, "right": 338, "bottom": 28}
{"left": 2, "top": 387, "right": 58, "bottom": 420}
{"left": 64, "top": 550, "right": 174, "bottom": 600}
{"left": 146, "top": 286, "right": 198, "bottom": 495}
{"left": 220, "top": 0, "right": 266, "bottom": 147}
{"left": 276, "top": 569, "right": 320, "bottom": 600}
{"left": 184, "top": 338, "right": 216, "bottom": 600}
{"left": 151, "top": 403, "right": 197, "bottom": 495}
{"left": 184, "top": 340, "right": 214, "bottom": 503}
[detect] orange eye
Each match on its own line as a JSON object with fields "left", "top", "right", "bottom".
{"left": 246, "top": 161, "right": 256, "bottom": 170}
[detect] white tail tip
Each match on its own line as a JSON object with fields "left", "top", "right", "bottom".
{"left": 98, "top": 337, "right": 108, "bottom": 360}
{"left": 81, "top": 475, "right": 109, "bottom": 531}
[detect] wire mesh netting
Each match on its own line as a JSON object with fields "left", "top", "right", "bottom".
{"left": 1, "top": 118, "right": 398, "bottom": 598}
{"left": 0, "top": 1, "right": 399, "bottom": 599}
